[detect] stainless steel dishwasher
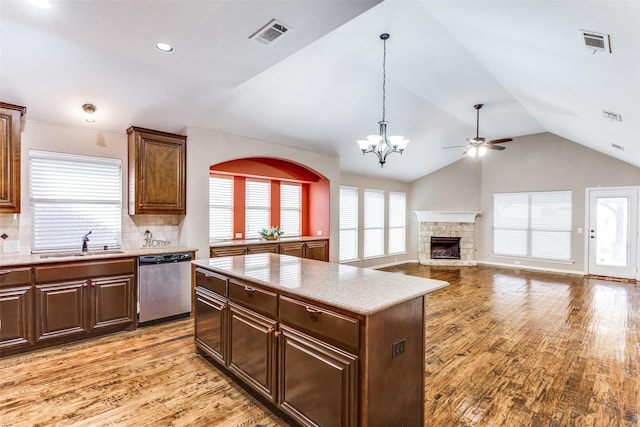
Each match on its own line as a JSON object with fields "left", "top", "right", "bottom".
{"left": 138, "top": 252, "right": 192, "bottom": 326}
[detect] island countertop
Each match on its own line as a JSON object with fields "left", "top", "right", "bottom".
{"left": 192, "top": 253, "right": 448, "bottom": 315}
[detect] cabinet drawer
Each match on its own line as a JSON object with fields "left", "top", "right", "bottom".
{"left": 279, "top": 296, "right": 359, "bottom": 350}
{"left": 34, "top": 258, "right": 136, "bottom": 283}
{"left": 210, "top": 247, "right": 247, "bottom": 257}
{"left": 0, "top": 267, "right": 31, "bottom": 287}
{"left": 195, "top": 268, "right": 228, "bottom": 296}
{"left": 229, "top": 279, "right": 277, "bottom": 317}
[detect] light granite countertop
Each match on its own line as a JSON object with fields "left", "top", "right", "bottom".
{"left": 192, "top": 253, "right": 448, "bottom": 316}
{"left": 0, "top": 246, "right": 198, "bottom": 268}
{"left": 210, "top": 236, "right": 327, "bottom": 247}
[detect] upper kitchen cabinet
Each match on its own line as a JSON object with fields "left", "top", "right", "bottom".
{"left": 127, "top": 126, "right": 187, "bottom": 215}
{"left": 0, "top": 103, "right": 26, "bottom": 213}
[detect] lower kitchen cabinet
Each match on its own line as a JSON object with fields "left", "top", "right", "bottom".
{"left": 0, "top": 285, "right": 33, "bottom": 352}
{"left": 194, "top": 287, "right": 227, "bottom": 365}
{"left": 1, "top": 257, "right": 137, "bottom": 358}
{"left": 303, "top": 239, "right": 328, "bottom": 262}
{"left": 210, "top": 238, "right": 328, "bottom": 261}
{"left": 278, "top": 325, "right": 358, "bottom": 427}
{"left": 227, "top": 302, "right": 278, "bottom": 402}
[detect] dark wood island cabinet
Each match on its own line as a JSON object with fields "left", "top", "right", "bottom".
{"left": 193, "top": 253, "right": 448, "bottom": 427}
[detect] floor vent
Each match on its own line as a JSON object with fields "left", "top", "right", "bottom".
{"left": 579, "top": 30, "right": 611, "bottom": 53}
{"left": 250, "top": 19, "right": 290, "bottom": 45}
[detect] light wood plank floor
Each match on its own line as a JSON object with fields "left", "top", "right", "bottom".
{"left": 1, "top": 264, "right": 638, "bottom": 426}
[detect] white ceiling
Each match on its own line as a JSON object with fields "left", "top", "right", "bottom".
{"left": 2, "top": 0, "right": 639, "bottom": 182}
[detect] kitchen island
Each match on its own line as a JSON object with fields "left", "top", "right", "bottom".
{"left": 192, "top": 253, "right": 448, "bottom": 427}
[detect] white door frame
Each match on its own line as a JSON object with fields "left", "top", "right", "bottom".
{"left": 585, "top": 186, "right": 639, "bottom": 280}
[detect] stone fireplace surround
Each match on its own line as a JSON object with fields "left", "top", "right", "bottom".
{"left": 414, "top": 211, "right": 481, "bottom": 266}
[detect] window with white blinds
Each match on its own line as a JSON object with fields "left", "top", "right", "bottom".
{"left": 209, "top": 176, "right": 233, "bottom": 243}
{"left": 280, "top": 183, "right": 301, "bottom": 237}
{"left": 339, "top": 186, "right": 358, "bottom": 262}
{"left": 493, "top": 191, "right": 572, "bottom": 261}
{"left": 364, "top": 189, "right": 385, "bottom": 258}
{"left": 245, "top": 179, "right": 270, "bottom": 239}
{"left": 388, "top": 191, "right": 406, "bottom": 254}
{"left": 29, "top": 150, "right": 122, "bottom": 252}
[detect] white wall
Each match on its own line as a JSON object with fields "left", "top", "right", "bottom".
{"left": 183, "top": 126, "right": 341, "bottom": 261}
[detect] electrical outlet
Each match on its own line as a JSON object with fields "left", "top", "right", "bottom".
{"left": 392, "top": 339, "right": 406, "bottom": 358}
{"left": 316, "top": 230, "right": 322, "bottom": 236}
{"left": 235, "top": 233, "right": 243, "bottom": 239}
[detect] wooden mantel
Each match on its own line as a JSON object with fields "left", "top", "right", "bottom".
{"left": 413, "top": 211, "right": 481, "bottom": 223}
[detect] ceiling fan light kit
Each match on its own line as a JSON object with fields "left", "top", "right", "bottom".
{"left": 357, "top": 33, "right": 409, "bottom": 168}
{"left": 450, "top": 103, "right": 512, "bottom": 157}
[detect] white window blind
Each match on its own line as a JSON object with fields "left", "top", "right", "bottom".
{"left": 364, "top": 189, "right": 385, "bottom": 258}
{"left": 339, "top": 186, "right": 358, "bottom": 262}
{"left": 493, "top": 191, "right": 572, "bottom": 261}
{"left": 280, "top": 183, "right": 301, "bottom": 237}
{"left": 388, "top": 192, "right": 406, "bottom": 254}
{"left": 29, "top": 150, "right": 121, "bottom": 252}
{"left": 245, "top": 179, "right": 270, "bottom": 239}
{"left": 209, "top": 175, "right": 233, "bottom": 243}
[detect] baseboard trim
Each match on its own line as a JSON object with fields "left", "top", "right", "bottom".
{"left": 477, "top": 260, "right": 585, "bottom": 276}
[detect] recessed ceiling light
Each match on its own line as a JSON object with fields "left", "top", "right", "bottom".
{"left": 82, "top": 103, "right": 97, "bottom": 123}
{"left": 155, "top": 42, "right": 174, "bottom": 53}
{"left": 25, "top": 0, "right": 51, "bottom": 8}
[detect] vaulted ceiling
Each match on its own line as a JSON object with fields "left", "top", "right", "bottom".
{"left": 2, "top": 0, "right": 638, "bottom": 182}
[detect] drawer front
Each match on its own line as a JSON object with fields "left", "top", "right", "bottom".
{"left": 34, "top": 258, "right": 136, "bottom": 283}
{"left": 0, "top": 267, "right": 31, "bottom": 287}
{"left": 229, "top": 279, "right": 277, "bottom": 317}
{"left": 279, "top": 296, "right": 359, "bottom": 350}
{"left": 246, "top": 244, "right": 278, "bottom": 254}
{"left": 195, "top": 268, "right": 228, "bottom": 296}
{"left": 210, "top": 247, "right": 247, "bottom": 257}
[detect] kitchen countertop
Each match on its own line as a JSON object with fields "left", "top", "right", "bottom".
{"left": 0, "top": 246, "right": 198, "bottom": 268}
{"left": 192, "top": 253, "right": 448, "bottom": 315}
{"left": 210, "top": 236, "right": 327, "bottom": 247}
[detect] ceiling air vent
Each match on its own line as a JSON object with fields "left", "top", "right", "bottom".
{"left": 250, "top": 19, "right": 290, "bottom": 45}
{"left": 579, "top": 30, "right": 612, "bottom": 53}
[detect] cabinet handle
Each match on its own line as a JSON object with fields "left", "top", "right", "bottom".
{"left": 0, "top": 270, "right": 10, "bottom": 276}
{"left": 244, "top": 286, "right": 255, "bottom": 293}
{"left": 305, "top": 306, "right": 321, "bottom": 319}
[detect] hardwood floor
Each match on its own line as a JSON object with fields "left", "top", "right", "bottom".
{"left": 1, "top": 264, "right": 638, "bottom": 426}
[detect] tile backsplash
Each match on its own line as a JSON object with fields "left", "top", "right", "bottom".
{"left": 0, "top": 212, "right": 183, "bottom": 255}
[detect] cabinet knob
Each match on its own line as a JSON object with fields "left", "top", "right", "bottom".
{"left": 267, "top": 327, "right": 275, "bottom": 334}
{"left": 138, "top": 204, "right": 144, "bottom": 208}
{"left": 274, "top": 330, "right": 281, "bottom": 337}
{"left": 82, "top": 281, "right": 89, "bottom": 288}
{"left": 0, "top": 270, "right": 10, "bottom": 276}
{"left": 90, "top": 280, "right": 96, "bottom": 287}
{"left": 220, "top": 303, "right": 227, "bottom": 310}
{"left": 305, "top": 307, "right": 321, "bottom": 319}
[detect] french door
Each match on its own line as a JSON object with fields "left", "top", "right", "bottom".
{"left": 587, "top": 187, "right": 638, "bottom": 279}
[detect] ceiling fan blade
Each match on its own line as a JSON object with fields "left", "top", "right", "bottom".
{"left": 487, "top": 138, "right": 513, "bottom": 145}
{"left": 442, "top": 145, "right": 467, "bottom": 149}
{"left": 486, "top": 144, "right": 506, "bottom": 150}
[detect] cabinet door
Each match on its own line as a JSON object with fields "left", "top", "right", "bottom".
{"left": 89, "top": 275, "right": 134, "bottom": 331}
{"left": 128, "top": 126, "right": 186, "bottom": 215}
{"left": 279, "top": 326, "right": 358, "bottom": 427}
{"left": 195, "top": 287, "right": 227, "bottom": 365}
{"left": 35, "top": 282, "right": 87, "bottom": 341}
{"left": 0, "top": 285, "right": 32, "bottom": 351}
{"left": 0, "top": 103, "right": 25, "bottom": 213}
{"left": 228, "top": 302, "right": 277, "bottom": 402}
{"left": 305, "top": 240, "right": 328, "bottom": 262}
{"left": 279, "top": 242, "right": 305, "bottom": 258}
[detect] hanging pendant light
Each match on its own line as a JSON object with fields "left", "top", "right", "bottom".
{"left": 357, "top": 33, "right": 409, "bottom": 167}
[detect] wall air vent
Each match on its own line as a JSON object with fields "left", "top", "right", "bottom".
{"left": 611, "top": 143, "right": 624, "bottom": 151}
{"left": 249, "top": 19, "right": 291, "bottom": 45}
{"left": 579, "top": 30, "right": 612, "bottom": 53}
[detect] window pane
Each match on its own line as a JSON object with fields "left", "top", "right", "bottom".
{"left": 388, "top": 192, "right": 406, "bottom": 254}
{"left": 364, "top": 189, "right": 384, "bottom": 258}
{"left": 280, "top": 183, "right": 301, "bottom": 237}
{"left": 30, "top": 150, "right": 121, "bottom": 252}
{"left": 339, "top": 186, "right": 358, "bottom": 262}
{"left": 209, "top": 176, "right": 233, "bottom": 242}
{"left": 245, "top": 179, "right": 270, "bottom": 239}
{"left": 493, "top": 191, "right": 572, "bottom": 261}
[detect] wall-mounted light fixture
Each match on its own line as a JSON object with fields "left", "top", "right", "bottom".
{"left": 82, "top": 103, "right": 97, "bottom": 123}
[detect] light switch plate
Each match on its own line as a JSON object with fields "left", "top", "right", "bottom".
{"left": 316, "top": 230, "right": 322, "bottom": 236}
{"left": 235, "top": 233, "right": 243, "bottom": 239}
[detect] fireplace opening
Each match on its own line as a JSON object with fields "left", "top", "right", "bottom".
{"left": 430, "top": 237, "right": 461, "bottom": 259}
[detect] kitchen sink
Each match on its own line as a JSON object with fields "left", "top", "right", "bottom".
{"left": 39, "top": 250, "right": 125, "bottom": 259}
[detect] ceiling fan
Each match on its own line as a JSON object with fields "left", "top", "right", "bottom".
{"left": 444, "top": 103, "right": 513, "bottom": 157}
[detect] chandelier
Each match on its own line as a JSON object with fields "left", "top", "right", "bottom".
{"left": 357, "top": 33, "right": 409, "bottom": 167}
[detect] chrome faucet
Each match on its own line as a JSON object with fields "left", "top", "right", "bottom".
{"left": 82, "top": 231, "right": 92, "bottom": 252}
